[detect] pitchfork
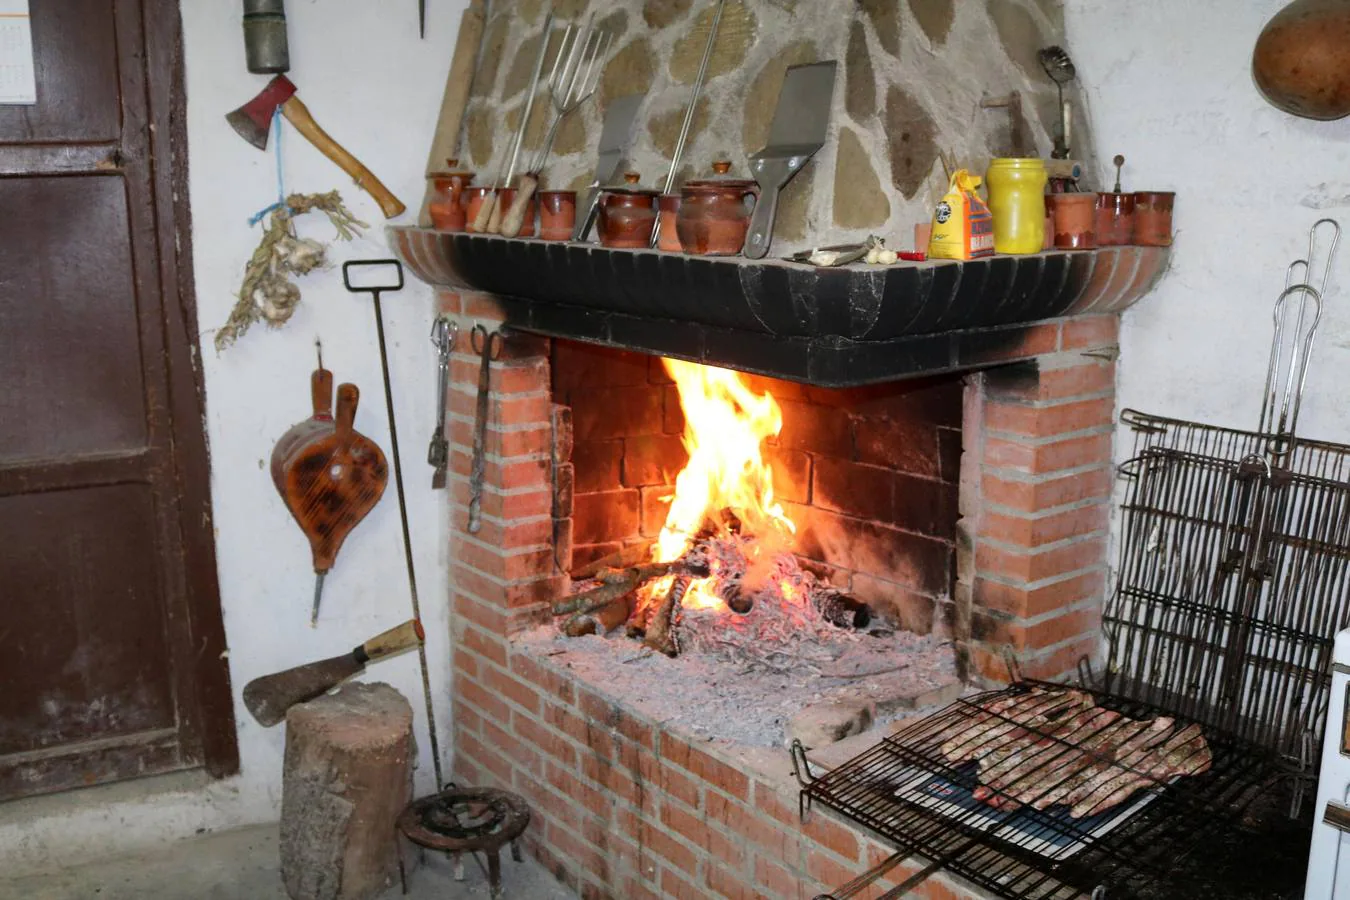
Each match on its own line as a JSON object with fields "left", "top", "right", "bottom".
{"left": 499, "top": 19, "right": 611, "bottom": 237}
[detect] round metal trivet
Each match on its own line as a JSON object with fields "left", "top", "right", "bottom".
{"left": 396, "top": 787, "right": 531, "bottom": 898}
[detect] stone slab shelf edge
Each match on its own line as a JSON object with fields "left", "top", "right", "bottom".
{"left": 391, "top": 228, "right": 1169, "bottom": 387}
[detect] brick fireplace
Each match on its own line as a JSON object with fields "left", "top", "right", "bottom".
{"left": 430, "top": 278, "right": 1129, "bottom": 898}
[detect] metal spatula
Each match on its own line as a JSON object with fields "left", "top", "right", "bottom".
{"left": 743, "top": 60, "right": 838, "bottom": 260}
{"left": 573, "top": 93, "right": 644, "bottom": 242}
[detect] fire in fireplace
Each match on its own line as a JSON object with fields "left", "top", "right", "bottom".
{"left": 563, "top": 358, "right": 878, "bottom": 660}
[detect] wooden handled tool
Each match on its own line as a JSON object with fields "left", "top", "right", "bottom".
{"left": 272, "top": 354, "right": 389, "bottom": 625}
{"left": 226, "top": 75, "right": 406, "bottom": 219}
{"left": 242, "top": 619, "right": 425, "bottom": 726}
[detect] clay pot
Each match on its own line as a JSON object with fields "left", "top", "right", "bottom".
{"left": 675, "top": 162, "right": 759, "bottom": 256}
{"left": 657, "top": 194, "right": 683, "bottom": 252}
{"left": 1046, "top": 193, "right": 1097, "bottom": 250}
{"left": 539, "top": 190, "right": 576, "bottom": 242}
{"left": 1094, "top": 192, "right": 1135, "bottom": 246}
{"left": 427, "top": 159, "right": 474, "bottom": 231}
{"left": 1133, "top": 191, "right": 1175, "bottom": 247}
{"left": 463, "top": 187, "right": 492, "bottom": 232}
{"left": 597, "top": 173, "right": 659, "bottom": 249}
{"left": 1253, "top": 0, "right": 1350, "bottom": 120}
{"left": 494, "top": 187, "right": 536, "bottom": 237}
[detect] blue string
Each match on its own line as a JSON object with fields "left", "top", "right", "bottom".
{"left": 247, "top": 106, "right": 290, "bottom": 226}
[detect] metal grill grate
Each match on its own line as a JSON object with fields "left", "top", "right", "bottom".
{"left": 1107, "top": 411, "right": 1350, "bottom": 773}
{"left": 797, "top": 683, "right": 1293, "bottom": 899}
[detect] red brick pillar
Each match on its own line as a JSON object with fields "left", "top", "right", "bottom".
{"left": 438, "top": 290, "right": 564, "bottom": 784}
{"left": 958, "top": 315, "right": 1119, "bottom": 684}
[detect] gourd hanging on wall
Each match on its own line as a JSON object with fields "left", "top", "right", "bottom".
{"left": 1253, "top": 0, "right": 1350, "bottom": 120}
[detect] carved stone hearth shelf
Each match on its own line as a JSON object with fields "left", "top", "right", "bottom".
{"left": 390, "top": 228, "right": 1169, "bottom": 387}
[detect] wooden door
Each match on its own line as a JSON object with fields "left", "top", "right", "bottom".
{"left": 0, "top": 1, "right": 237, "bottom": 799}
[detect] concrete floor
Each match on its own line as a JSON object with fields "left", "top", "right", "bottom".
{"left": 0, "top": 823, "right": 578, "bottom": 900}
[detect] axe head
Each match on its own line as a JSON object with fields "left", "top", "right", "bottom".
{"left": 226, "top": 74, "right": 298, "bottom": 150}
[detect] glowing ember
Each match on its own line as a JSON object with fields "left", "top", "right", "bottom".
{"left": 644, "top": 359, "right": 796, "bottom": 612}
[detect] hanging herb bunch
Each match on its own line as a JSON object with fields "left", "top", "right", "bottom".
{"left": 213, "top": 190, "right": 367, "bottom": 352}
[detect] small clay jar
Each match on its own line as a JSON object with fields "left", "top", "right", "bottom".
{"left": 463, "top": 186, "right": 492, "bottom": 232}
{"left": 676, "top": 161, "right": 759, "bottom": 256}
{"left": 1133, "top": 191, "right": 1175, "bottom": 246}
{"left": 1094, "top": 192, "right": 1135, "bottom": 246}
{"left": 495, "top": 187, "right": 536, "bottom": 237}
{"left": 427, "top": 158, "right": 474, "bottom": 231}
{"left": 597, "top": 173, "right": 659, "bottom": 249}
{"left": 1047, "top": 193, "right": 1097, "bottom": 250}
{"left": 538, "top": 190, "right": 576, "bottom": 241}
{"left": 657, "top": 194, "right": 683, "bottom": 252}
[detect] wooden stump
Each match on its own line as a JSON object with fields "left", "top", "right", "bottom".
{"left": 280, "top": 681, "right": 414, "bottom": 900}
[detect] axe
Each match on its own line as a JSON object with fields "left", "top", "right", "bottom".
{"left": 227, "top": 75, "right": 406, "bottom": 219}
{"left": 242, "top": 619, "right": 423, "bottom": 726}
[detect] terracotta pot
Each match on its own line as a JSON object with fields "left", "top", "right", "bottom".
{"left": 657, "top": 194, "right": 683, "bottom": 252}
{"left": 675, "top": 162, "right": 759, "bottom": 256}
{"left": 1094, "top": 192, "right": 1135, "bottom": 246}
{"left": 539, "top": 190, "right": 576, "bottom": 242}
{"left": 427, "top": 158, "right": 474, "bottom": 231}
{"left": 1047, "top": 193, "right": 1097, "bottom": 250}
{"left": 463, "top": 187, "right": 492, "bottom": 232}
{"left": 1133, "top": 191, "right": 1175, "bottom": 247}
{"left": 495, "top": 187, "right": 536, "bottom": 237}
{"left": 597, "top": 173, "right": 659, "bottom": 249}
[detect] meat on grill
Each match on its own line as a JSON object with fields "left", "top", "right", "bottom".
{"left": 943, "top": 689, "right": 1211, "bottom": 818}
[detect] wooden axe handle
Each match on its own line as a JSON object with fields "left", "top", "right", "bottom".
{"left": 281, "top": 96, "right": 407, "bottom": 219}
{"left": 360, "top": 619, "right": 425, "bottom": 661}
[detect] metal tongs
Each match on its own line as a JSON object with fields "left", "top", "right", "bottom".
{"left": 1257, "top": 218, "right": 1341, "bottom": 460}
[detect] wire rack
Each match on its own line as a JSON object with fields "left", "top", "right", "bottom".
{"left": 1106, "top": 410, "right": 1350, "bottom": 778}
{"left": 797, "top": 683, "right": 1291, "bottom": 899}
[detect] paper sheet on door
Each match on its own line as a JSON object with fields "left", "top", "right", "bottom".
{"left": 0, "top": 0, "right": 36, "bottom": 105}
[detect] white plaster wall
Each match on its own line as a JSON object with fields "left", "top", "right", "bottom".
{"left": 0, "top": 0, "right": 464, "bottom": 873}
{"left": 1066, "top": 0, "right": 1350, "bottom": 446}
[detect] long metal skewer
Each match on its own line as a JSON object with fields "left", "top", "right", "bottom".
{"left": 342, "top": 260, "right": 444, "bottom": 791}
{"left": 475, "top": 13, "right": 556, "bottom": 233}
{"left": 650, "top": 0, "right": 726, "bottom": 248}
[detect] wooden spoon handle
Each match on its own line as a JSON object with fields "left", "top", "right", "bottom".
{"left": 501, "top": 174, "right": 539, "bottom": 237}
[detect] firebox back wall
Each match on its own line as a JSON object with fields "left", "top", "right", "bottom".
{"left": 552, "top": 340, "right": 963, "bottom": 636}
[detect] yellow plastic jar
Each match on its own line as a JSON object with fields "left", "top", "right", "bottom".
{"left": 985, "top": 158, "right": 1047, "bottom": 255}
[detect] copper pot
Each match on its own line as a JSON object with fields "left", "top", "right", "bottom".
{"left": 597, "top": 173, "right": 659, "bottom": 249}
{"left": 1133, "top": 191, "right": 1175, "bottom": 247}
{"left": 463, "top": 187, "right": 492, "bottom": 232}
{"left": 1094, "top": 192, "right": 1135, "bottom": 246}
{"left": 539, "top": 190, "right": 576, "bottom": 242}
{"left": 1047, "top": 193, "right": 1097, "bottom": 250}
{"left": 676, "top": 161, "right": 759, "bottom": 256}
{"left": 427, "top": 158, "right": 474, "bottom": 231}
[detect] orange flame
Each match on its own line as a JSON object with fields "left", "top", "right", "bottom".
{"left": 650, "top": 359, "right": 795, "bottom": 611}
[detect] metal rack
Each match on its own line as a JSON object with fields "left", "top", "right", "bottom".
{"left": 795, "top": 683, "right": 1287, "bottom": 899}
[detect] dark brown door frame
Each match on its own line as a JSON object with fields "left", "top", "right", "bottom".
{"left": 146, "top": 1, "right": 240, "bottom": 779}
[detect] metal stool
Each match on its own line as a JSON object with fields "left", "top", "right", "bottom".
{"left": 396, "top": 787, "right": 531, "bottom": 899}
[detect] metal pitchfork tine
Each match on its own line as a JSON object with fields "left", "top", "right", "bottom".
{"left": 500, "top": 19, "right": 611, "bottom": 237}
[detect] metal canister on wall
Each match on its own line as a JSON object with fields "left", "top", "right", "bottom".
{"left": 243, "top": 0, "right": 289, "bottom": 74}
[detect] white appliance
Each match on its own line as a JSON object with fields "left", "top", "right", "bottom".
{"left": 1306, "top": 627, "right": 1350, "bottom": 898}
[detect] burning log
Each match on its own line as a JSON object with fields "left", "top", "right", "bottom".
{"left": 551, "top": 561, "right": 697, "bottom": 617}
{"left": 571, "top": 543, "right": 652, "bottom": 579}
{"left": 563, "top": 596, "right": 631, "bottom": 637}
{"left": 644, "top": 575, "right": 690, "bottom": 657}
{"left": 814, "top": 591, "right": 872, "bottom": 630}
